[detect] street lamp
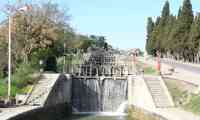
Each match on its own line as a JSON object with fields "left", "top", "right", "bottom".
{"left": 7, "top": 5, "right": 30, "bottom": 103}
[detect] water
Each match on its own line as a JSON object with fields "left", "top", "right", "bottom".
{"left": 72, "top": 78, "right": 128, "bottom": 112}
{"left": 63, "top": 114, "right": 128, "bottom": 120}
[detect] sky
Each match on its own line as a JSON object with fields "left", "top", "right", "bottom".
{"left": 1, "top": 0, "right": 200, "bottom": 50}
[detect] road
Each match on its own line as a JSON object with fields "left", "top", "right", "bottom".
{"left": 161, "top": 59, "right": 200, "bottom": 74}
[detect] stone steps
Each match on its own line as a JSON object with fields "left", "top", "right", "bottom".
{"left": 144, "top": 76, "right": 173, "bottom": 108}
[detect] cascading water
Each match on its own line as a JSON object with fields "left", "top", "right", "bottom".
{"left": 116, "top": 101, "right": 128, "bottom": 113}
{"left": 71, "top": 77, "right": 128, "bottom": 113}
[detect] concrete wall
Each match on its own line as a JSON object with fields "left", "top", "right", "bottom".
{"left": 8, "top": 74, "right": 72, "bottom": 120}
{"left": 44, "top": 74, "right": 72, "bottom": 107}
{"left": 132, "top": 75, "right": 156, "bottom": 111}
{"left": 128, "top": 75, "right": 134, "bottom": 105}
{"left": 8, "top": 74, "right": 129, "bottom": 119}
{"left": 8, "top": 103, "right": 71, "bottom": 120}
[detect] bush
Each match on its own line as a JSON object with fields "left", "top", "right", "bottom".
{"left": 0, "top": 70, "right": 3, "bottom": 79}
{"left": 0, "top": 80, "right": 7, "bottom": 97}
{"left": 0, "top": 63, "right": 39, "bottom": 98}
{"left": 12, "top": 63, "right": 36, "bottom": 88}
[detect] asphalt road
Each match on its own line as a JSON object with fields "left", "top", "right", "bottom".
{"left": 161, "top": 59, "right": 200, "bottom": 74}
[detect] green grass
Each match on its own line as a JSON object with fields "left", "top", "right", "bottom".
{"left": 164, "top": 80, "right": 187, "bottom": 106}
{"left": 165, "top": 79, "right": 200, "bottom": 114}
{"left": 184, "top": 96, "right": 200, "bottom": 115}
{"left": 128, "top": 106, "right": 160, "bottom": 120}
{"left": 0, "top": 81, "right": 33, "bottom": 99}
{"left": 18, "top": 85, "right": 33, "bottom": 94}
{"left": 143, "top": 66, "right": 157, "bottom": 75}
{"left": 0, "top": 63, "right": 39, "bottom": 99}
{"left": 136, "top": 62, "right": 157, "bottom": 75}
{"left": 0, "top": 79, "right": 7, "bottom": 98}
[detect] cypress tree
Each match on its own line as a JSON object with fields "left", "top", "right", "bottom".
{"left": 179, "top": 0, "right": 193, "bottom": 28}
{"left": 169, "top": 0, "right": 193, "bottom": 60}
{"left": 146, "top": 17, "right": 155, "bottom": 55}
{"left": 145, "top": 0, "right": 198, "bottom": 61}
{"left": 179, "top": 0, "right": 193, "bottom": 60}
{"left": 189, "top": 14, "right": 200, "bottom": 62}
{"left": 161, "top": 0, "right": 170, "bottom": 24}
{"left": 155, "top": 0, "right": 170, "bottom": 53}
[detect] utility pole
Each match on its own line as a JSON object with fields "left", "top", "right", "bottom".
{"left": 7, "top": 4, "right": 30, "bottom": 103}
{"left": 7, "top": 15, "right": 12, "bottom": 102}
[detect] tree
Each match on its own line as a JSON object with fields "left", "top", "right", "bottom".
{"left": 161, "top": 0, "right": 170, "bottom": 22}
{"left": 174, "top": 0, "right": 193, "bottom": 60}
{"left": 156, "top": 1, "right": 170, "bottom": 53}
{"left": 189, "top": 14, "right": 200, "bottom": 62}
{"left": 6, "top": 2, "right": 71, "bottom": 64}
{"left": 145, "top": 17, "right": 154, "bottom": 54}
{"left": 89, "top": 35, "right": 108, "bottom": 49}
{"left": 146, "top": 1, "right": 171, "bottom": 55}
{"left": 146, "top": 0, "right": 197, "bottom": 62}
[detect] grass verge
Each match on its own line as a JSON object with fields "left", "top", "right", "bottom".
{"left": 136, "top": 62, "right": 157, "bottom": 75}
{"left": 165, "top": 78, "right": 200, "bottom": 115}
{"left": 0, "top": 63, "right": 40, "bottom": 99}
{"left": 184, "top": 95, "right": 200, "bottom": 115}
{"left": 164, "top": 79, "right": 189, "bottom": 106}
{"left": 128, "top": 106, "right": 164, "bottom": 120}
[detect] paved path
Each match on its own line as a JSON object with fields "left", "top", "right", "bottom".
{"left": 135, "top": 102, "right": 200, "bottom": 120}
{"left": 0, "top": 106, "right": 39, "bottom": 120}
{"left": 162, "top": 59, "right": 200, "bottom": 75}
{"left": 162, "top": 58, "right": 200, "bottom": 68}
{"left": 154, "top": 108, "right": 200, "bottom": 120}
{"left": 161, "top": 59, "right": 200, "bottom": 86}
{"left": 139, "top": 57, "right": 200, "bottom": 86}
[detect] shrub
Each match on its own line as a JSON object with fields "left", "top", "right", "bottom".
{"left": 0, "top": 80, "right": 7, "bottom": 97}
{"left": 0, "top": 70, "right": 3, "bottom": 79}
{"left": 12, "top": 63, "right": 36, "bottom": 88}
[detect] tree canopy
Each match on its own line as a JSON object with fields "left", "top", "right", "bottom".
{"left": 145, "top": 0, "right": 200, "bottom": 62}
{"left": 0, "top": 1, "right": 110, "bottom": 72}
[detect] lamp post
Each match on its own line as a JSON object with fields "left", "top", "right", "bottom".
{"left": 7, "top": 5, "right": 30, "bottom": 103}
{"left": 7, "top": 15, "right": 12, "bottom": 102}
